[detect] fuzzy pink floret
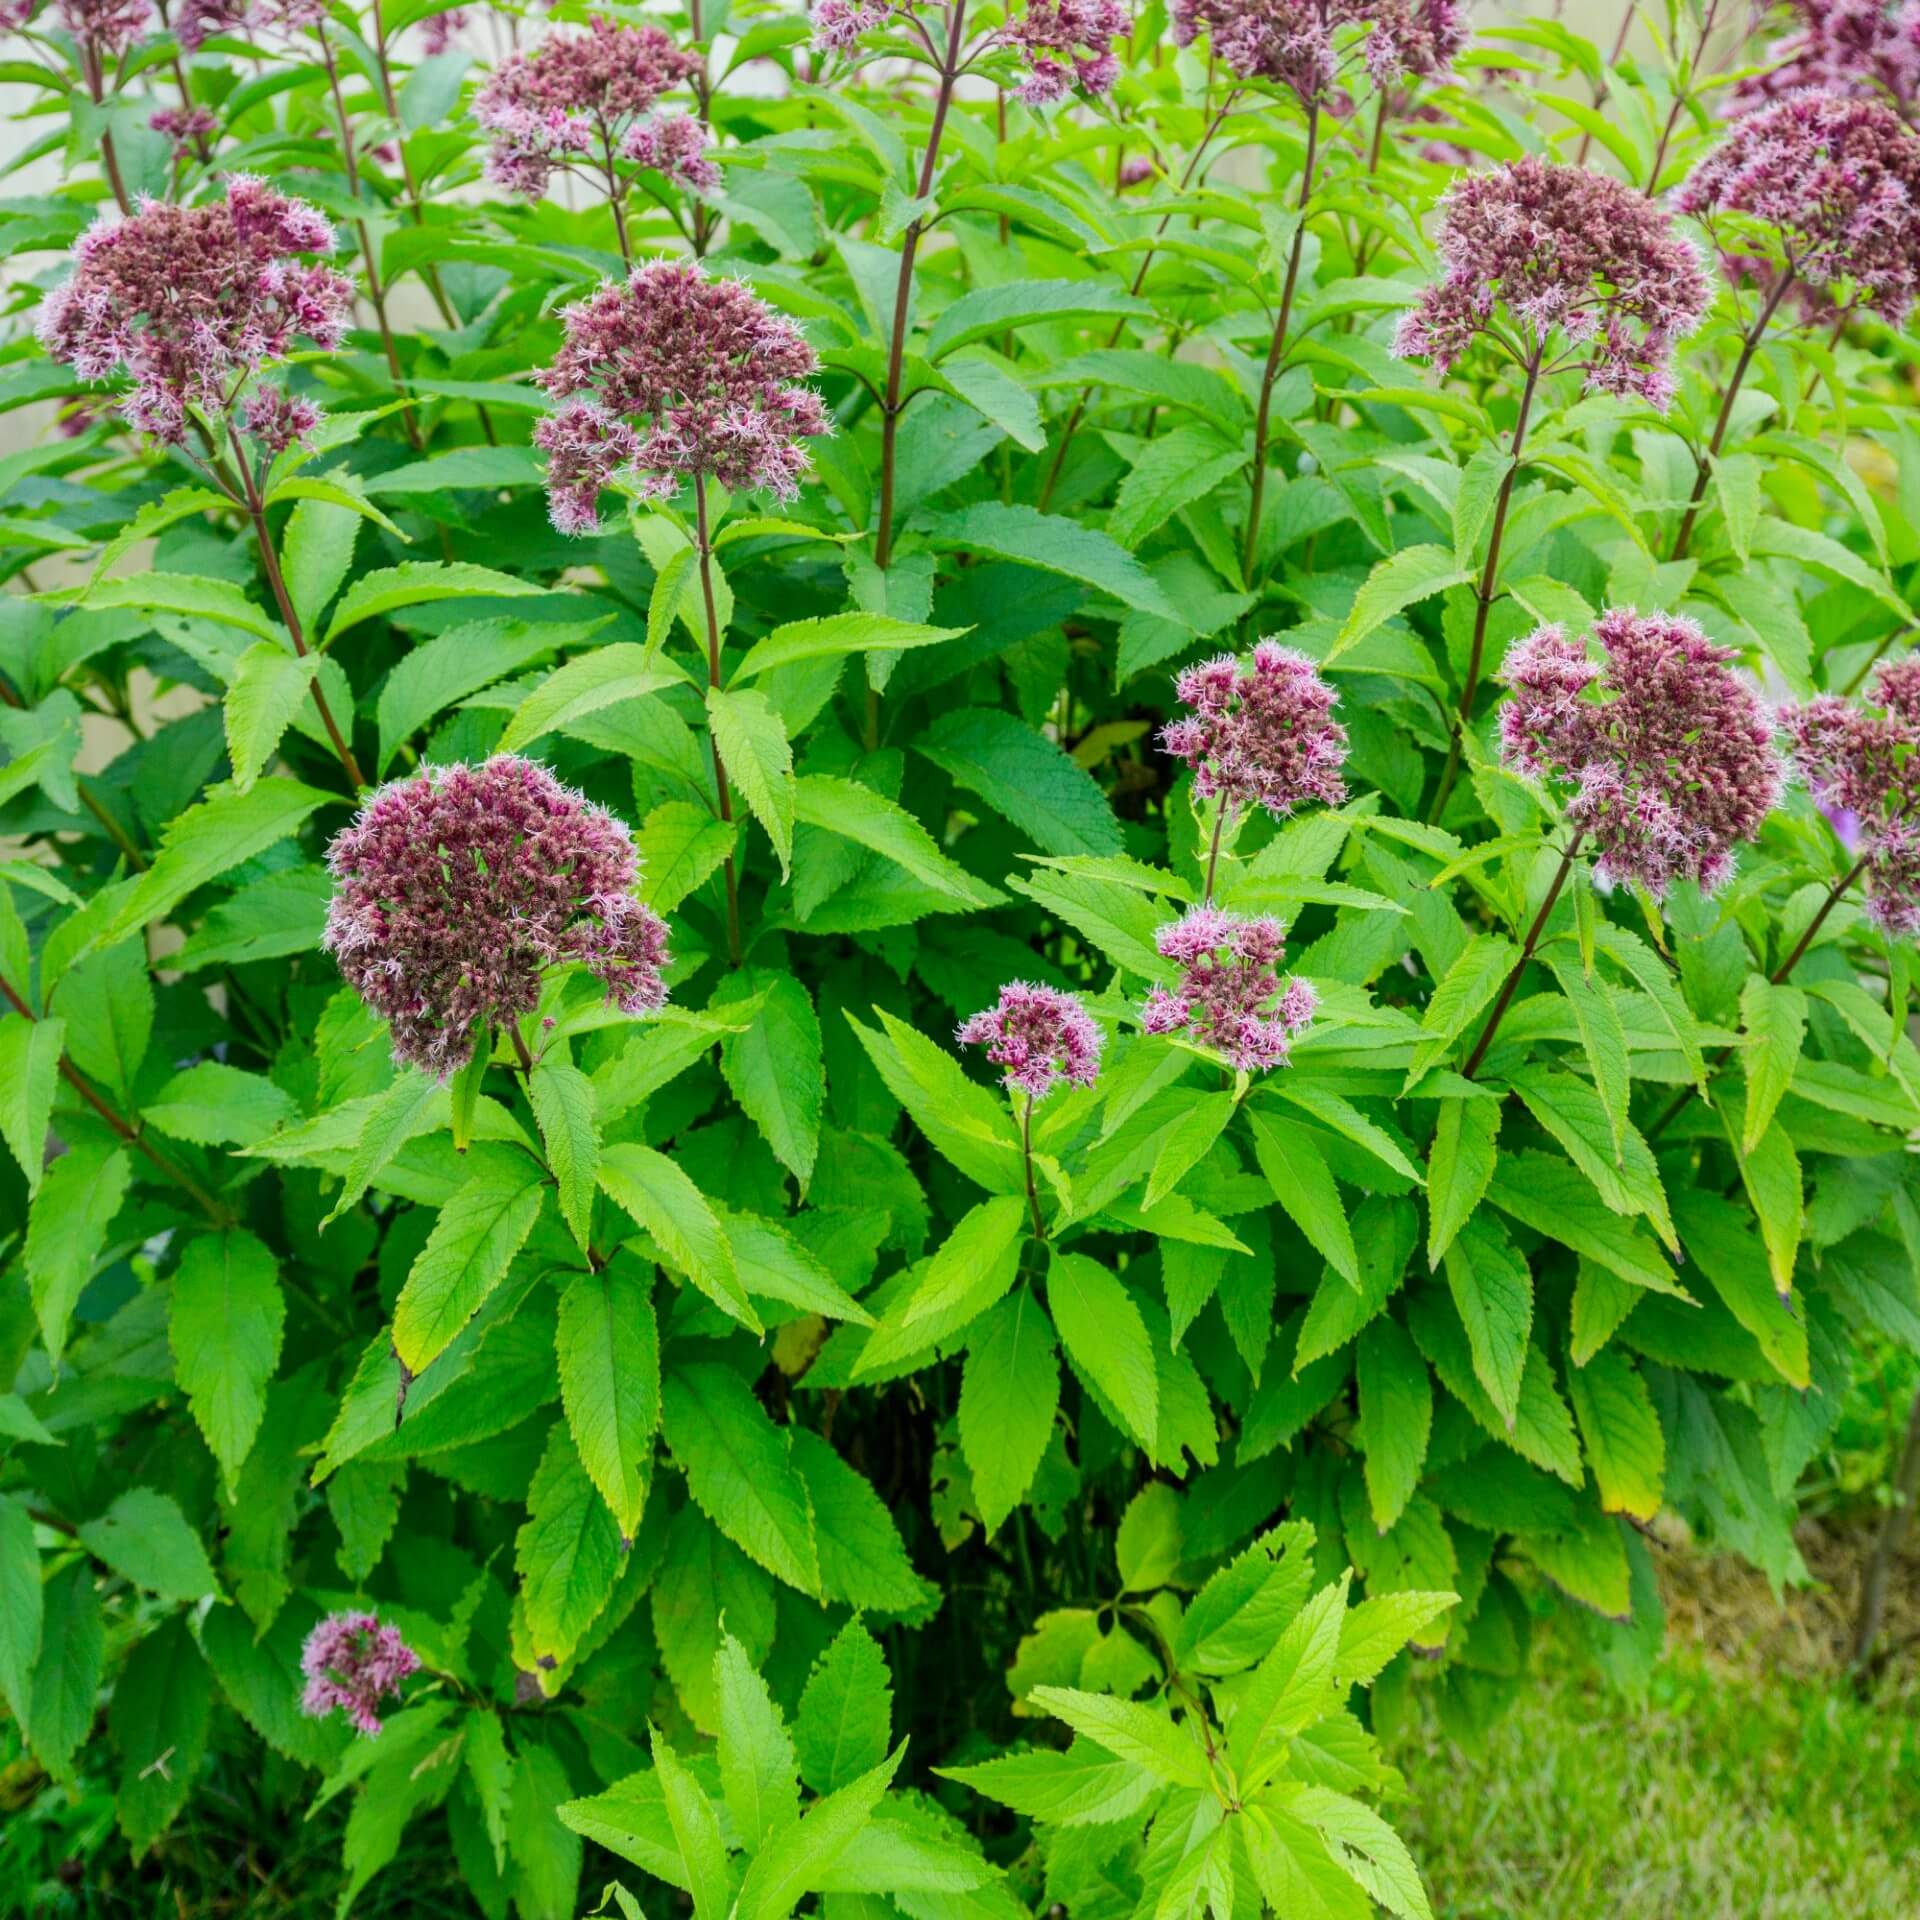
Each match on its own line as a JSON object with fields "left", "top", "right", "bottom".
{"left": 1171, "top": 0, "right": 1464, "bottom": 99}
{"left": 35, "top": 176, "right": 348, "bottom": 451}
{"left": 1393, "top": 156, "right": 1710, "bottom": 409}
{"left": 1781, "top": 655, "right": 1920, "bottom": 935}
{"left": 324, "top": 756, "right": 671, "bottom": 1078}
{"left": 1159, "top": 641, "right": 1348, "bottom": 822}
{"left": 957, "top": 981, "right": 1103, "bottom": 1098}
{"left": 1677, "top": 91, "right": 1920, "bottom": 325}
{"left": 531, "top": 260, "right": 828, "bottom": 530}
{"left": 1734, "top": 0, "right": 1920, "bottom": 117}
{"left": 1141, "top": 908, "right": 1315, "bottom": 1073}
{"left": 1498, "top": 610, "right": 1784, "bottom": 899}
{"left": 299, "top": 1611, "right": 419, "bottom": 1738}
{"left": 1006, "top": 0, "right": 1131, "bottom": 104}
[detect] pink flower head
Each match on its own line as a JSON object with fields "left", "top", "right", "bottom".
{"left": 531, "top": 260, "right": 829, "bottom": 531}
{"left": 240, "top": 383, "right": 320, "bottom": 454}
{"left": 1119, "top": 155, "right": 1156, "bottom": 187}
{"left": 475, "top": 15, "right": 702, "bottom": 200}
{"left": 35, "top": 176, "right": 349, "bottom": 451}
{"left": 149, "top": 104, "right": 217, "bottom": 151}
{"left": 175, "top": 0, "right": 325, "bottom": 49}
{"left": 1498, "top": 611, "right": 1784, "bottom": 899}
{"left": 419, "top": 5, "right": 466, "bottom": 54}
{"left": 1734, "top": 0, "right": 1920, "bottom": 118}
{"left": 620, "top": 112, "right": 720, "bottom": 190}
{"left": 1393, "top": 156, "right": 1710, "bottom": 409}
{"left": 1677, "top": 91, "right": 1920, "bottom": 325}
{"left": 1781, "top": 654, "right": 1920, "bottom": 934}
{"left": 810, "top": 0, "right": 888, "bottom": 52}
{"left": 1140, "top": 907, "right": 1317, "bottom": 1073}
{"left": 1170, "top": 0, "right": 1464, "bottom": 101}
{"left": 323, "top": 756, "right": 671, "bottom": 1078}
{"left": 1159, "top": 640, "right": 1348, "bottom": 821}
{"left": 1005, "top": 0, "right": 1131, "bottom": 105}
{"left": 54, "top": 0, "right": 151, "bottom": 56}
{"left": 957, "top": 982, "right": 1104, "bottom": 1098}
{"left": 299, "top": 1611, "right": 419, "bottom": 1738}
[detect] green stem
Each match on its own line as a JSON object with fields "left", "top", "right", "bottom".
{"left": 1461, "top": 834, "right": 1583, "bottom": 1080}
{"left": 695, "top": 476, "right": 744, "bottom": 968}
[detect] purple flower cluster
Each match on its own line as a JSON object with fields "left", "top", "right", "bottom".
{"left": 1142, "top": 908, "right": 1318, "bottom": 1072}
{"left": 810, "top": 0, "right": 887, "bottom": 54}
{"left": 957, "top": 982, "right": 1104, "bottom": 1098}
{"left": 1781, "top": 657, "right": 1920, "bottom": 934}
{"left": 35, "top": 177, "right": 349, "bottom": 449}
{"left": 324, "top": 756, "right": 671, "bottom": 1078}
{"left": 1159, "top": 641, "right": 1348, "bottom": 822}
{"left": 474, "top": 15, "right": 712, "bottom": 199}
{"left": 299, "top": 1611, "right": 419, "bottom": 1738}
{"left": 53, "top": 0, "right": 152, "bottom": 56}
{"left": 1498, "top": 611, "right": 1784, "bottom": 898}
{"left": 1393, "top": 156, "right": 1710, "bottom": 408}
{"left": 532, "top": 260, "right": 829, "bottom": 533}
{"left": 1734, "top": 0, "right": 1920, "bottom": 118}
{"left": 1170, "top": 0, "right": 1465, "bottom": 101}
{"left": 1676, "top": 92, "right": 1920, "bottom": 324}
{"left": 1004, "top": 0, "right": 1130, "bottom": 105}
{"left": 149, "top": 103, "right": 217, "bottom": 152}
{"left": 174, "top": 0, "right": 324, "bottom": 50}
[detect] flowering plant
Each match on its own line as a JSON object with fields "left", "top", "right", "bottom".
{"left": 3, "top": 0, "right": 1920, "bottom": 1912}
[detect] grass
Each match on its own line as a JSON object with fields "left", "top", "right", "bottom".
{"left": 1394, "top": 1537, "right": 1920, "bottom": 1920}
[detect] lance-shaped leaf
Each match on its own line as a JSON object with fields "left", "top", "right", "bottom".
{"left": 392, "top": 1168, "right": 547, "bottom": 1372}
{"left": 599, "top": 1141, "right": 760, "bottom": 1333}
{"left": 557, "top": 1262, "right": 659, "bottom": 1539}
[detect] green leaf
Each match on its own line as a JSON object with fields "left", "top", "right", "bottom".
{"left": 1406, "top": 936, "right": 1517, "bottom": 1087}
{"left": 1425, "top": 1095, "right": 1500, "bottom": 1267}
{"left": 1718, "top": 1094, "right": 1804, "bottom": 1306}
{"left": 323, "top": 561, "right": 546, "bottom": 645}
{"left": 0, "top": 1495, "right": 43, "bottom": 1729}
{"left": 790, "top": 1429, "right": 932, "bottom": 1614}
{"left": 94, "top": 778, "right": 339, "bottom": 949}
{"left": 27, "top": 1561, "right": 102, "bottom": 1780}
{"left": 936, "top": 1743, "right": 1158, "bottom": 1826}
{"left": 663, "top": 1360, "right": 819, "bottom": 1595}
{"left": 1048, "top": 1248, "right": 1158, "bottom": 1448}
{"left": 78, "top": 1487, "right": 217, "bottom": 1603}
{"left": 926, "top": 279, "right": 1149, "bottom": 358}
{"left": 733, "top": 1745, "right": 905, "bottom": 1920}
{"left": 730, "top": 613, "right": 965, "bottom": 682}
{"left": 1334, "top": 1590, "right": 1457, "bottom": 1689}
{"left": 843, "top": 1007, "right": 1023, "bottom": 1192}
{"left": 1108, "top": 430, "right": 1247, "bottom": 551}
{"left": 516, "top": 1423, "right": 623, "bottom": 1664}
{"left": 223, "top": 641, "right": 316, "bottom": 792}
{"left": 0, "top": 1011, "right": 62, "bottom": 1195}
{"left": 169, "top": 1229, "right": 285, "bottom": 1499}
{"left": 1440, "top": 1212, "right": 1532, "bottom": 1431}
{"left": 1738, "top": 975, "right": 1807, "bottom": 1156}
{"left": 27, "top": 1139, "right": 129, "bottom": 1365}
{"left": 796, "top": 1618, "right": 893, "bottom": 1795}
{"left": 1541, "top": 951, "right": 1631, "bottom": 1162}
{"left": 713, "top": 971, "right": 823, "bottom": 1189}
{"left": 916, "top": 707, "right": 1123, "bottom": 857}
{"left": 145, "top": 1061, "right": 298, "bottom": 1147}
{"left": 1229, "top": 1574, "right": 1350, "bottom": 1782}
{"left": 391, "top": 1168, "right": 547, "bottom": 1371}
{"left": 958, "top": 1287, "right": 1059, "bottom": 1535}
{"left": 557, "top": 1263, "right": 660, "bottom": 1540}
{"left": 498, "top": 643, "right": 680, "bottom": 754}
{"left": 637, "top": 801, "right": 737, "bottom": 914}
{"left": 1329, "top": 545, "right": 1470, "bottom": 663}
{"left": 714, "top": 1633, "right": 800, "bottom": 1850}
{"left": 899, "top": 1195, "right": 1029, "bottom": 1328}
{"left": 365, "top": 443, "right": 545, "bottom": 495}
{"left": 79, "top": 571, "right": 282, "bottom": 642}
{"left": 325, "top": 1067, "right": 439, "bottom": 1225}
{"left": 111, "top": 1612, "right": 212, "bottom": 1853}
{"left": 794, "top": 776, "right": 1005, "bottom": 907}
{"left": 1355, "top": 1318, "right": 1432, "bottom": 1532}
{"left": 1565, "top": 1343, "right": 1664, "bottom": 1521}
{"left": 707, "top": 685, "right": 795, "bottom": 877}
{"left": 532, "top": 1058, "right": 602, "bottom": 1252}
{"left": 916, "top": 502, "right": 1184, "bottom": 624}
{"left": 464, "top": 1710, "right": 513, "bottom": 1874}
{"left": 280, "top": 498, "right": 361, "bottom": 632}
{"left": 719, "top": 1208, "right": 872, "bottom": 1324}
{"left": 1247, "top": 1112, "right": 1359, "bottom": 1287}
{"left": 1027, "top": 1688, "right": 1209, "bottom": 1789}
{"left": 650, "top": 1729, "right": 733, "bottom": 1920}
{"left": 600, "top": 1141, "right": 761, "bottom": 1333}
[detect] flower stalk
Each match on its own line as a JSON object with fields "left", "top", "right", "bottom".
{"left": 694, "top": 475, "right": 744, "bottom": 968}
{"left": 1461, "top": 833, "right": 1582, "bottom": 1079}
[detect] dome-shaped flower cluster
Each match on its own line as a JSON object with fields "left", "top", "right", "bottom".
{"left": 324, "top": 756, "right": 671, "bottom": 1078}
{"left": 174, "top": 0, "right": 324, "bottom": 50}
{"left": 1393, "top": 156, "right": 1711, "bottom": 407}
{"left": 1159, "top": 641, "right": 1349, "bottom": 822}
{"left": 1141, "top": 907, "right": 1318, "bottom": 1072}
{"left": 1734, "top": 0, "right": 1920, "bottom": 118}
{"left": 299, "top": 1611, "right": 419, "bottom": 1738}
{"left": 1676, "top": 91, "right": 1920, "bottom": 324}
{"left": 52, "top": 0, "right": 152, "bottom": 56}
{"left": 532, "top": 260, "right": 830, "bottom": 533}
{"left": 958, "top": 982, "right": 1104, "bottom": 1098}
{"left": 34, "top": 176, "right": 350, "bottom": 449}
{"left": 1497, "top": 610, "right": 1784, "bottom": 898}
{"left": 1781, "top": 656, "right": 1920, "bottom": 934}
{"left": 1171, "top": 0, "right": 1465, "bottom": 102}
{"left": 474, "top": 15, "right": 712, "bottom": 199}
{"left": 1004, "top": 0, "right": 1131, "bottom": 105}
